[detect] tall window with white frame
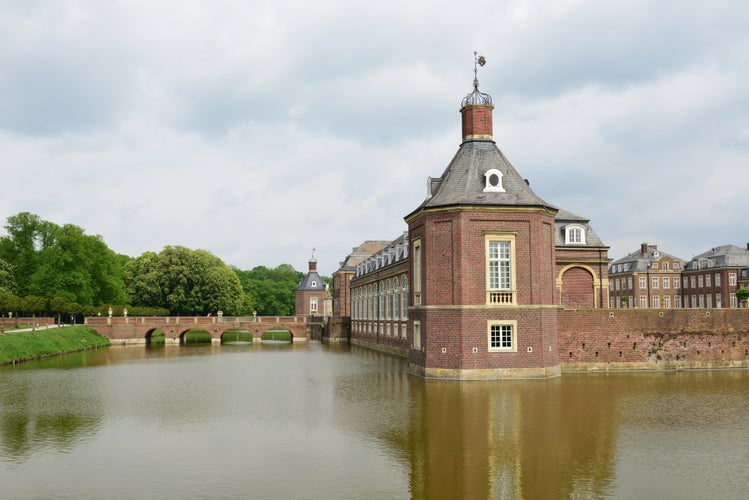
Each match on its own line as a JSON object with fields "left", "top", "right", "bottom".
{"left": 401, "top": 277, "right": 408, "bottom": 320}
{"left": 385, "top": 280, "right": 391, "bottom": 320}
{"left": 393, "top": 277, "right": 399, "bottom": 321}
{"left": 413, "top": 239, "right": 422, "bottom": 305}
{"left": 488, "top": 320, "right": 517, "bottom": 352}
{"left": 486, "top": 234, "right": 516, "bottom": 305}
{"left": 310, "top": 297, "right": 318, "bottom": 314}
{"left": 413, "top": 321, "right": 421, "bottom": 350}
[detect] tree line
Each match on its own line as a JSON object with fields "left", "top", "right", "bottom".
{"left": 0, "top": 212, "right": 327, "bottom": 320}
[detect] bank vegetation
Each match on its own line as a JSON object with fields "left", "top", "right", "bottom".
{"left": 0, "top": 325, "right": 109, "bottom": 366}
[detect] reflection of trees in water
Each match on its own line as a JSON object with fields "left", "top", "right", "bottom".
{"left": 0, "top": 360, "right": 104, "bottom": 461}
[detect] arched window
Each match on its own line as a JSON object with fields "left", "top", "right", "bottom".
{"left": 393, "top": 277, "right": 400, "bottom": 320}
{"left": 379, "top": 282, "right": 385, "bottom": 320}
{"left": 310, "top": 297, "right": 318, "bottom": 313}
{"left": 386, "top": 280, "right": 392, "bottom": 320}
{"left": 483, "top": 168, "right": 506, "bottom": 193}
{"left": 401, "top": 276, "right": 408, "bottom": 320}
{"left": 564, "top": 224, "right": 586, "bottom": 245}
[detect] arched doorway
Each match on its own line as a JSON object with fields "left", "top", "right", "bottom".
{"left": 560, "top": 266, "right": 596, "bottom": 308}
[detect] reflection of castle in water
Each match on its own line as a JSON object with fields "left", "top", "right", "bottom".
{"left": 335, "top": 356, "right": 620, "bottom": 498}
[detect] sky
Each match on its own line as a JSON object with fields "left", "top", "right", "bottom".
{"left": 1, "top": 1, "right": 748, "bottom": 276}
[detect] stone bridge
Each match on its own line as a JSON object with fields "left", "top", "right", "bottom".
{"left": 84, "top": 315, "right": 312, "bottom": 344}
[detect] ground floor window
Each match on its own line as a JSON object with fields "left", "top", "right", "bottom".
{"left": 413, "top": 321, "right": 421, "bottom": 350}
{"left": 488, "top": 320, "right": 517, "bottom": 352}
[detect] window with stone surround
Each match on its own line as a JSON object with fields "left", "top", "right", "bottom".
{"left": 640, "top": 277, "right": 646, "bottom": 289}
{"left": 413, "top": 239, "right": 422, "bottom": 305}
{"left": 393, "top": 277, "right": 400, "bottom": 320}
{"left": 310, "top": 297, "right": 318, "bottom": 313}
{"left": 401, "top": 276, "right": 408, "bottom": 320}
{"left": 488, "top": 320, "right": 517, "bottom": 352}
{"left": 485, "top": 233, "right": 516, "bottom": 305}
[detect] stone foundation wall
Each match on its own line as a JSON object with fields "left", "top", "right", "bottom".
{"left": 559, "top": 309, "right": 749, "bottom": 371}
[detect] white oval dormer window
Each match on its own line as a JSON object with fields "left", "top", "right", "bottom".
{"left": 483, "top": 168, "right": 505, "bottom": 193}
{"left": 565, "top": 225, "right": 586, "bottom": 245}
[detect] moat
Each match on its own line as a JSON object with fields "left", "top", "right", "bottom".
{"left": 2, "top": 341, "right": 749, "bottom": 499}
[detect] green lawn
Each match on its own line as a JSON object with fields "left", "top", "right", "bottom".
{"left": 0, "top": 326, "right": 110, "bottom": 365}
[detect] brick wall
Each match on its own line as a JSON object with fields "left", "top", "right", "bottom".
{"left": 559, "top": 309, "right": 749, "bottom": 370}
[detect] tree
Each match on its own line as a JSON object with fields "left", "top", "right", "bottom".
{"left": 0, "top": 258, "right": 16, "bottom": 293}
{"left": 28, "top": 224, "right": 128, "bottom": 306}
{"left": 0, "top": 213, "right": 127, "bottom": 307}
{"left": 0, "top": 212, "right": 56, "bottom": 296}
{"left": 736, "top": 288, "right": 749, "bottom": 307}
{"left": 234, "top": 264, "right": 305, "bottom": 316}
{"left": 124, "top": 246, "right": 247, "bottom": 315}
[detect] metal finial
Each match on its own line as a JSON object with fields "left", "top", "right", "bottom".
{"left": 473, "top": 51, "right": 487, "bottom": 90}
{"left": 312, "top": 247, "right": 316, "bottom": 260}
{"left": 462, "top": 51, "right": 492, "bottom": 109}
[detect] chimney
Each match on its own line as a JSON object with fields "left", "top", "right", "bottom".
{"left": 641, "top": 243, "right": 648, "bottom": 256}
{"left": 309, "top": 259, "right": 317, "bottom": 272}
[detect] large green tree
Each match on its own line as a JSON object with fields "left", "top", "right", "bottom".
{"left": 0, "top": 213, "right": 128, "bottom": 306}
{"left": 234, "top": 264, "right": 305, "bottom": 316}
{"left": 0, "top": 258, "right": 16, "bottom": 293}
{"left": 0, "top": 212, "right": 56, "bottom": 296}
{"left": 124, "top": 246, "right": 246, "bottom": 315}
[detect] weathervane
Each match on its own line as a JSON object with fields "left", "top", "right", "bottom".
{"left": 473, "top": 50, "right": 486, "bottom": 91}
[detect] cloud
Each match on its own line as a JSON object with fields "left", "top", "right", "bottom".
{"left": 1, "top": 0, "right": 748, "bottom": 275}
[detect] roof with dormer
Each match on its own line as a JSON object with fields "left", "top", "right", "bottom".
{"left": 335, "top": 240, "right": 393, "bottom": 274}
{"left": 405, "top": 140, "right": 557, "bottom": 220}
{"left": 554, "top": 207, "right": 607, "bottom": 248}
{"left": 609, "top": 244, "right": 684, "bottom": 274}
{"left": 684, "top": 244, "right": 749, "bottom": 271}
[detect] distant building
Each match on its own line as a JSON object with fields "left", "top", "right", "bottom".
{"left": 682, "top": 244, "right": 749, "bottom": 308}
{"left": 295, "top": 254, "right": 331, "bottom": 317}
{"left": 608, "top": 244, "right": 685, "bottom": 309}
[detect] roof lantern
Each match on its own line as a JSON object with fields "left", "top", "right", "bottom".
{"left": 460, "top": 51, "right": 493, "bottom": 142}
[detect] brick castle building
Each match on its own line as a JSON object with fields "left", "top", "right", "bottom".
{"left": 333, "top": 61, "right": 610, "bottom": 379}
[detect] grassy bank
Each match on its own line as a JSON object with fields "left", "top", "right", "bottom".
{"left": 0, "top": 326, "right": 110, "bottom": 366}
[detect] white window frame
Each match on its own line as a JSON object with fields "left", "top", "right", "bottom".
{"left": 413, "top": 321, "right": 421, "bottom": 350}
{"left": 483, "top": 168, "right": 506, "bottom": 193}
{"left": 310, "top": 297, "right": 318, "bottom": 313}
{"left": 486, "top": 233, "right": 516, "bottom": 305}
{"left": 565, "top": 225, "right": 586, "bottom": 245}
{"left": 413, "top": 239, "right": 422, "bottom": 305}
{"left": 487, "top": 320, "right": 517, "bottom": 352}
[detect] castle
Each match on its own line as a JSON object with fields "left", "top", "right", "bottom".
{"left": 329, "top": 59, "right": 611, "bottom": 379}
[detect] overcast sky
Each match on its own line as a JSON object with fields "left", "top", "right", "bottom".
{"left": 2, "top": 1, "right": 748, "bottom": 276}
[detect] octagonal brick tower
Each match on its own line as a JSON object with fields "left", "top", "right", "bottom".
{"left": 404, "top": 69, "right": 560, "bottom": 379}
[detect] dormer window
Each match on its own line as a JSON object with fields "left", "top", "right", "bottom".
{"left": 564, "top": 225, "right": 586, "bottom": 245}
{"left": 483, "top": 168, "right": 505, "bottom": 193}
{"left": 311, "top": 280, "right": 317, "bottom": 287}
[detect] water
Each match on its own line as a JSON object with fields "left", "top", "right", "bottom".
{"left": 1, "top": 342, "right": 749, "bottom": 499}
